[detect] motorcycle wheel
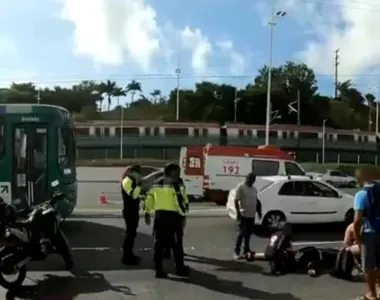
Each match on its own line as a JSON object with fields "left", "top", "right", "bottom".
{"left": 0, "top": 249, "right": 27, "bottom": 290}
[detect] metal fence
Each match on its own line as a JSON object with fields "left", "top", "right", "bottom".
{"left": 76, "top": 147, "right": 380, "bottom": 165}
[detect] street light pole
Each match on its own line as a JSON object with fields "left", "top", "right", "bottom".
{"left": 322, "top": 119, "right": 327, "bottom": 164}
{"left": 37, "top": 90, "right": 41, "bottom": 104}
{"left": 234, "top": 88, "right": 240, "bottom": 123}
{"left": 175, "top": 55, "right": 181, "bottom": 121}
{"left": 265, "top": 4, "right": 286, "bottom": 145}
{"left": 120, "top": 106, "right": 124, "bottom": 159}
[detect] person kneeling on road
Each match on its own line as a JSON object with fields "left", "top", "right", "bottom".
{"left": 144, "top": 163, "right": 190, "bottom": 278}
{"left": 343, "top": 222, "right": 362, "bottom": 271}
{"left": 233, "top": 173, "right": 262, "bottom": 260}
{"left": 255, "top": 222, "right": 338, "bottom": 277}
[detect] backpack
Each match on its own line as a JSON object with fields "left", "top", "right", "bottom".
{"left": 264, "top": 231, "right": 292, "bottom": 260}
{"left": 295, "top": 246, "right": 323, "bottom": 271}
{"left": 364, "top": 182, "right": 380, "bottom": 232}
{"left": 330, "top": 248, "right": 354, "bottom": 280}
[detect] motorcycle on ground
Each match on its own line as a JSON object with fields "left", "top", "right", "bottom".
{"left": 0, "top": 180, "right": 73, "bottom": 290}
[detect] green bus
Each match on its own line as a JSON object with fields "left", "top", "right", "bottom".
{"left": 0, "top": 104, "right": 77, "bottom": 218}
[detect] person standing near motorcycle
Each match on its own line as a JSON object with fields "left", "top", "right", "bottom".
{"left": 121, "top": 164, "right": 143, "bottom": 265}
{"left": 144, "top": 163, "right": 190, "bottom": 278}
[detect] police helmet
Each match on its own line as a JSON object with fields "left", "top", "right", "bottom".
{"left": 278, "top": 222, "right": 292, "bottom": 235}
{"left": 129, "top": 164, "right": 141, "bottom": 173}
{"left": 164, "top": 163, "right": 180, "bottom": 176}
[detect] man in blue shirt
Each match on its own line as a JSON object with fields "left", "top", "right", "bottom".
{"left": 353, "top": 168, "right": 380, "bottom": 300}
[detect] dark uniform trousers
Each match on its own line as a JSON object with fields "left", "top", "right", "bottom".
{"left": 154, "top": 210, "right": 185, "bottom": 271}
{"left": 122, "top": 189, "right": 140, "bottom": 258}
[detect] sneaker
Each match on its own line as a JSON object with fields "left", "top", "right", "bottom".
{"left": 233, "top": 253, "right": 242, "bottom": 260}
{"left": 155, "top": 270, "right": 168, "bottom": 278}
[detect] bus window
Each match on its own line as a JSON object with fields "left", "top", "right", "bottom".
{"left": 0, "top": 116, "right": 3, "bottom": 157}
{"left": 58, "top": 127, "right": 76, "bottom": 173}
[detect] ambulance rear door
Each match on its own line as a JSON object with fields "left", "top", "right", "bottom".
{"left": 179, "top": 146, "right": 204, "bottom": 197}
{"left": 205, "top": 155, "right": 251, "bottom": 192}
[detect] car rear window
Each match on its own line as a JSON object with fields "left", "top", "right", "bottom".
{"left": 252, "top": 160, "right": 279, "bottom": 176}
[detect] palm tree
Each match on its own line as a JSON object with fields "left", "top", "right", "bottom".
{"left": 125, "top": 80, "right": 142, "bottom": 103}
{"left": 150, "top": 89, "right": 161, "bottom": 104}
{"left": 99, "top": 80, "right": 118, "bottom": 110}
{"left": 365, "top": 93, "right": 376, "bottom": 131}
{"left": 113, "top": 87, "right": 126, "bottom": 107}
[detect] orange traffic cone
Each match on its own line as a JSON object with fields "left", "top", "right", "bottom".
{"left": 99, "top": 192, "right": 108, "bottom": 204}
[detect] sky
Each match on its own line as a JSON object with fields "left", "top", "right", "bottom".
{"left": 1, "top": 0, "right": 380, "bottom": 104}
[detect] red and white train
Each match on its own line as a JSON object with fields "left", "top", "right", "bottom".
{"left": 74, "top": 120, "right": 377, "bottom": 143}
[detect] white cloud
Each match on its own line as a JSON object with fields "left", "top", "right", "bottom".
{"left": 289, "top": 0, "right": 380, "bottom": 81}
{"left": 216, "top": 40, "right": 245, "bottom": 75}
{"left": 0, "top": 35, "right": 18, "bottom": 57}
{"left": 60, "top": 0, "right": 163, "bottom": 71}
{"left": 180, "top": 26, "right": 212, "bottom": 74}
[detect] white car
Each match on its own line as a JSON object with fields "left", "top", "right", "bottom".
{"left": 312, "top": 170, "right": 357, "bottom": 188}
{"left": 226, "top": 176, "right": 354, "bottom": 231}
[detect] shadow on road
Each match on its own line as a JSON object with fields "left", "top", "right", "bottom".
{"left": 5, "top": 272, "right": 134, "bottom": 300}
{"left": 185, "top": 253, "right": 264, "bottom": 273}
{"left": 254, "top": 223, "right": 346, "bottom": 242}
{"left": 28, "top": 220, "right": 155, "bottom": 272}
{"left": 170, "top": 268, "right": 301, "bottom": 300}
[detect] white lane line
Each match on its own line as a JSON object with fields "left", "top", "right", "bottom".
{"left": 293, "top": 240, "right": 342, "bottom": 246}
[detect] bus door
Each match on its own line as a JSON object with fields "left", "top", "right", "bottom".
{"left": 12, "top": 124, "right": 49, "bottom": 208}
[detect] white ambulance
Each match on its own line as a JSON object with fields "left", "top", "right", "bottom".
{"left": 179, "top": 145, "right": 306, "bottom": 205}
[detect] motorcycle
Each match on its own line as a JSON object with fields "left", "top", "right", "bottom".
{"left": 0, "top": 180, "right": 73, "bottom": 290}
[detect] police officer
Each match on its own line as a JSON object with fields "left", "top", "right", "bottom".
{"left": 121, "top": 164, "right": 142, "bottom": 265}
{"left": 144, "top": 163, "right": 190, "bottom": 278}
{"left": 163, "top": 169, "right": 189, "bottom": 259}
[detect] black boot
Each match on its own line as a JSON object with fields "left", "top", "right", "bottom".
{"left": 176, "top": 265, "right": 190, "bottom": 277}
{"left": 163, "top": 248, "right": 171, "bottom": 259}
{"left": 122, "top": 254, "right": 141, "bottom": 266}
{"left": 155, "top": 270, "right": 168, "bottom": 278}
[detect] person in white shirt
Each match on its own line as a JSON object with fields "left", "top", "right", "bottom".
{"left": 234, "top": 172, "right": 262, "bottom": 259}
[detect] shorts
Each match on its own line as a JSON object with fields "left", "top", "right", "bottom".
{"left": 361, "top": 233, "right": 380, "bottom": 272}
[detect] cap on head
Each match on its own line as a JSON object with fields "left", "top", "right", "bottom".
{"left": 278, "top": 222, "right": 292, "bottom": 235}
{"left": 164, "top": 163, "right": 180, "bottom": 176}
{"left": 130, "top": 164, "right": 141, "bottom": 173}
{"left": 247, "top": 172, "right": 256, "bottom": 180}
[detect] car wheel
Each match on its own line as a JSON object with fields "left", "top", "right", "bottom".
{"left": 344, "top": 209, "right": 354, "bottom": 224}
{"left": 348, "top": 181, "right": 356, "bottom": 188}
{"left": 263, "top": 211, "right": 286, "bottom": 233}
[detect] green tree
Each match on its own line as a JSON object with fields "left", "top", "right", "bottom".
{"left": 0, "top": 60, "right": 376, "bottom": 130}
{"left": 99, "top": 80, "right": 118, "bottom": 111}
{"left": 150, "top": 89, "right": 161, "bottom": 103}
{"left": 125, "top": 80, "right": 142, "bottom": 103}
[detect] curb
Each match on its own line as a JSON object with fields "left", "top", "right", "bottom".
{"left": 70, "top": 208, "right": 227, "bottom": 219}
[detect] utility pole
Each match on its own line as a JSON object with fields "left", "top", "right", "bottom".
{"left": 234, "top": 88, "right": 240, "bottom": 123}
{"left": 376, "top": 90, "right": 379, "bottom": 136}
{"left": 175, "top": 55, "right": 181, "bottom": 121}
{"left": 265, "top": 5, "right": 286, "bottom": 145}
{"left": 297, "top": 89, "right": 301, "bottom": 126}
{"left": 37, "top": 90, "right": 41, "bottom": 104}
{"left": 334, "top": 49, "right": 339, "bottom": 99}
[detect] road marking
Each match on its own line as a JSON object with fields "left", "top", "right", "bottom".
{"left": 73, "top": 208, "right": 227, "bottom": 215}
{"left": 293, "top": 240, "right": 342, "bottom": 246}
{"left": 70, "top": 246, "right": 196, "bottom": 252}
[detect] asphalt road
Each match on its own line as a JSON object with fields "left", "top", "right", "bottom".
{"left": 76, "top": 166, "right": 361, "bottom": 210}
{"left": 0, "top": 216, "right": 364, "bottom": 300}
